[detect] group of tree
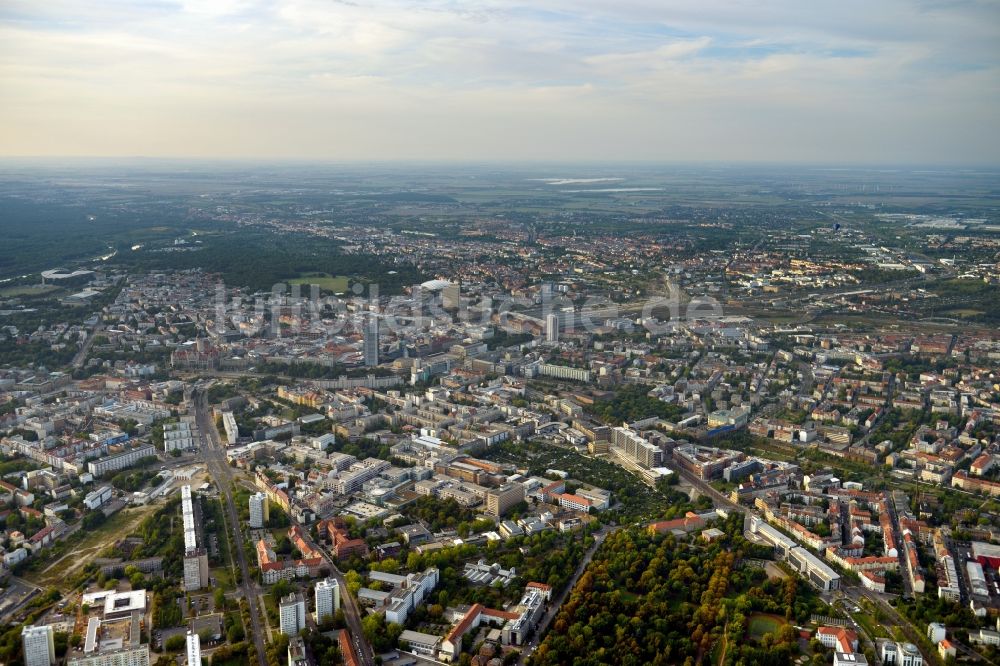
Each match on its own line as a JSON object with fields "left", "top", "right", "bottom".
{"left": 585, "top": 385, "right": 686, "bottom": 425}
{"left": 403, "top": 496, "right": 476, "bottom": 532}
{"left": 112, "top": 229, "right": 424, "bottom": 294}
{"left": 530, "top": 515, "right": 828, "bottom": 666}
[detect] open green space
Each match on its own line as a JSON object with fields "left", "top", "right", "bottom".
{"left": 852, "top": 611, "right": 889, "bottom": 639}
{"left": 0, "top": 284, "right": 61, "bottom": 298}
{"left": 286, "top": 273, "right": 350, "bottom": 293}
{"left": 746, "top": 613, "right": 787, "bottom": 641}
{"left": 24, "top": 503, "right": 160, "bottom": 589}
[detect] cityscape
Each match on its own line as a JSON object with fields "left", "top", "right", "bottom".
{"left": 1, "top": 2, "right": 999, "bottom": 666}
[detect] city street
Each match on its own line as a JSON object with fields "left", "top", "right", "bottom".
{"left": 312, "top": 542, "right": 376, "bottom": 666}
{"left": 194, "top": 389, "right": 268, "bottom": 666}
{"left": 519, "top": 525, "right": 619, "bottom": 663}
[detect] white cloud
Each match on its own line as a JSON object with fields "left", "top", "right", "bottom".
{"left": 0, "top": 0, "right": 997, "bottom": 162}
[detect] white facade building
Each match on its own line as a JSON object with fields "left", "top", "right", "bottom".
{"left": 22, "top": 625, "right": 55, "bottom": 666}
{"left": 86, "top": 444, "right": 157, "bottom": 476}
{"left": 249, "top": 492, "right": 269, "bottom": 529}
{"left": 185, "top": 631, "right": 201, "bottom": 666}
{"left": 279, "top": 593, "right": 307, "bottom": 636}
{"left": 545, "top": 314, "right": 559, "bottom": 343}
{"left": 84, "top": 486, "right": 113, "bottom": 510}
{"left": 181, "top": 485, "right": 208, "bottom": 591}
{"left": 880, "top": 640, "right": 923, "bottom": 666}
{"left": 162, "top": 421, "right": 195, "bottom": 452}
{"left": 314, "top": 578, "right": 340, "bottom": 624}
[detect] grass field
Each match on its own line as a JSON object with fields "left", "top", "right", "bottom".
{"left": 27, "top": 503, "right": 160, "bottom": 589}
{"left": 286, "top": 273, "right": 349, "bottom": 293}
{"left": 746, "top": 613, "right": 787, "bottom": 641}
{"left": 212, "top": 566, "right": 235, "bottom": 591}
{"left": 852, "top": 611, "right": 889, "bottom": 639}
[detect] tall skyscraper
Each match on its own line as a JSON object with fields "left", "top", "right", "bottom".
{"left": 249, "top": 492, "right": 269, "bottom": 529}
{"left": 185, "top": 631, "right": 201, "bottom": 666}
{"left": 314, "top": 578, "right": 340, "bottom": 624}
{"left": 363, "top": 316, "right": 379, "bottom": 367}
{"left": 279, "top": 593, "right": 307, "bottom": 636}
{"left": 545, "top": 314, "right": 559, "bottom": 343}
{"left": 22, "top": 625, "right": 54, "bottom": 666}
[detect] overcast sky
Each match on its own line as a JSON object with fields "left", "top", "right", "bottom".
{"left": 1, "top": 0, "right": 998, "bottom": 163}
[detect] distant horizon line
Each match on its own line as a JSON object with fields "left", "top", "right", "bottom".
{"left": 0, "top": 156, "right": 998, "bottom": 171}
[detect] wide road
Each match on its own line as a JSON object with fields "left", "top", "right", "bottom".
{"left": 193, "top": 390, "right": 268, "bottom": 666}
{"left": 673, "top": 465, "right": 746, "bottom": 515}
{"left": 519, "top": 525, "right": 619, "bottom": 663}
{"left": 312, "top": 542, "right": 376, "bottom": 666}
{"left": 71, "top": 325, "right": 102, "bottom": 369}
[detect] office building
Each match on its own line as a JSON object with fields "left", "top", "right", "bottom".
{"left": 485, "top": 483, "right": 524, "bottom": 518}
{"left": 611, "top": 427, "right": 664, "bottom": 469}
{"left": 672, "top": 443, "right": 745, "bottom": 480}
{"left": 334, "top": 458, "right": 390, "bottom": 496}
{"left": 162, "top": 421, "right": 195, "bottom": 452}
{"left": 314, "top": 578, "right": 340, "bottom": 625}
{"left": 502, "top": 588, "right": 546, "bottom": 646}
{"left": 749, "top": 517, "right": 840, "bottom": 591}
{"left": 249, "top": 492, "right": 269, "bottom": 529}
{"left": 383, "top": 568, "right": 439, "bottom": 626}
{"left": 279, "top": 593, "right": 307, "bottom": 636}
{"left": 22, "top": 625, "right": 55, "bottom": 666}
{"left": 879, "top": 640, "right": 923, "bottom": 666}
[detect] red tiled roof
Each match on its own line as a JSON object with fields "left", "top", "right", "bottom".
{"left": 447, "top": 603, "right": 485, "bottom": 644}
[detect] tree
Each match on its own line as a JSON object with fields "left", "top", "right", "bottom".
{"left": 271, "top": 579, "right": 293, "bottom": 600}
{"left": 227, "top": 624, "right": 245, "bottom": 643}
{"left": 164, "top": 635, "right": 186, "bottom": 651}
{"left": 345, "top": 570, "right": 363, "bottom": 597}
{"left": 53, "top": 632, "right": 69, "bottom": 657}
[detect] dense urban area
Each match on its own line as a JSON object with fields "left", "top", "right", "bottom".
{"left": 0, "top": 164, "right": 999, "bottom": 666}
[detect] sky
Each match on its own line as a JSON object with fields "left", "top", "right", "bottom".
{"left": 1, "top": 0, "right": 998, "bottom": 164}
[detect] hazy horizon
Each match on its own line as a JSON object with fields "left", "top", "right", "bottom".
{"left": 3, "top": 156, "right": 999, "bottom": 170}
{"left": 2, "top": 1, "right": 999, "bottom": 165}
